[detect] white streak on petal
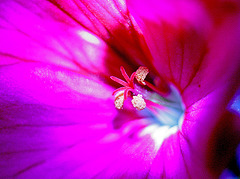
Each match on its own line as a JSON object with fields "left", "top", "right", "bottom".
{"left": 140, "top": 125, "right": 178, "bottom": 150}
{"left": 78, "top": 31, "right": 100, "bottom": 45}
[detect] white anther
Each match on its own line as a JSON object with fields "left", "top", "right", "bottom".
{"left": 114, "top": 91, "right": 124, "bottom": 109}
{"left": 131, "top": 94, "right": 146, "bottom": 110}
{"left": 135, "top": 66, "right": 149, "bottom": 85}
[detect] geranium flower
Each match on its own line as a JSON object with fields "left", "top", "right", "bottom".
{"left": 0, "top": 0, "right": 240, "bottom": 178}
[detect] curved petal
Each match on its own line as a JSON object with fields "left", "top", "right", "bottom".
{"left": 0, "top": 62, "right": 119, "bottom": 177}
{"left": 46, "top": 0, "right": 157, "bottom": 73}
{"left": 1, "top": 0, "right": 240, "bottom": 178}
{"left": 127, "top": 0, "right": 240, "bottom": 176}
{"left": 0, "top": 63, "right": 174, "bottom": 178}
{"left": 0, "top": 0, "right": 160, "bottom": 177}
{"left": 127, "top": 0, "right": 240, "bottom": 96}
{"left": 0, "top": 63, "right": 167, "bottom": 178}
{"left": 0, "top": 0, "right": 136, "bottom": 79}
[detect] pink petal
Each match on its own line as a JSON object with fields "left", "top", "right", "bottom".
{"left": 0, "top": 0, "right": 134, "bottom": 79}
{"left": 127, "top": 0, "right": 240, "bottom": 102}
{"left": 0, "top": 62, "right": 119, "bottom": 177}
{"left": 0, "top": 63, "right": 160, "bottom": 178}
{"left": 0, "top": 1, "right": 161, "bottom": 177}
{"left": 46, "top": 0, "right": 160, "bottom": 74}
{"left": 1, "top": 0, "right": 239, "bottom": 178}
{"left": 127, "top": 0, "right": 240, "bottom": 176}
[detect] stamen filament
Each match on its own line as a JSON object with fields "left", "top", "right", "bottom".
{"left": 112, "top": 87, "right": 127, "bottom": 96}
{"left": 129, "top": 72, "right": 136, "bottom": 87}
{"left": 120, "top": 66, "right": 131, "bottom": 85}
{"left": 145, "top": 81, "right": 166, "bottom": 96}
{"left": 110, "top": 76, "right": 129, "bottom": 87}
{"left": 124, "top": 87, "right": 133, "bottom": 100}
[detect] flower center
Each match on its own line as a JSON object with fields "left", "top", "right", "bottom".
{"left": 110, "top": 66, "right": 185, "bottom": 128}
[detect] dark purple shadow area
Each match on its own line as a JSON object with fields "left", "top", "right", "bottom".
{"left": 207, "top": 111, "right": 240, "bottom": 176}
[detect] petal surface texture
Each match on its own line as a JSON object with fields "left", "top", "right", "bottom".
{"left": 0, "top": 0, "right": 240, "bottom": 178}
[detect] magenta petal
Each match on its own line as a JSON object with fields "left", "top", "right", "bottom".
{"left": 127, "top": 1, "right": 240, "bottom": 90}
{"left": 0, "top": 62, "right": 116, "bottom": 123}
{"left": 127, "top": 0, "right": 240, "bottom": 95}
{"left": 127, "top": 0, "right": 240, "bottom": 176}
{"left": 0, "top": 63, "right": 160, "bottom": 178}
{"left": 1, "top": 0, "right": 240, "bottom": 178}
{"left": 47, "top": 0, "right": 158, "bottom": 72}
{"left": 0, "top": 62, "right": 119, "bottom": 177}
{"left": 0, "top": 0, "right": 132, "bottom": 77}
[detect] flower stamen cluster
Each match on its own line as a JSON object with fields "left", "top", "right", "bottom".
{"left": 110, "top": 66, "right": 149, "bottom": 110}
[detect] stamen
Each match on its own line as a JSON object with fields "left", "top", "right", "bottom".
{"left": 135, "top": 66, "right": 149, "bottom": 85}
{"left": 145, "top": 81, "right": 166, "bottom": 96}
{"left": 110, "top": 66, "right": 149, "bottom": 110}
{"left": 114, "top": 91, "right": 124, "bottom": 109}
{"left": 131, "top": 94, "right": 146, "bottom": 110}
{"left": 110, "top": 66, "right": 185, "bottom": 130}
